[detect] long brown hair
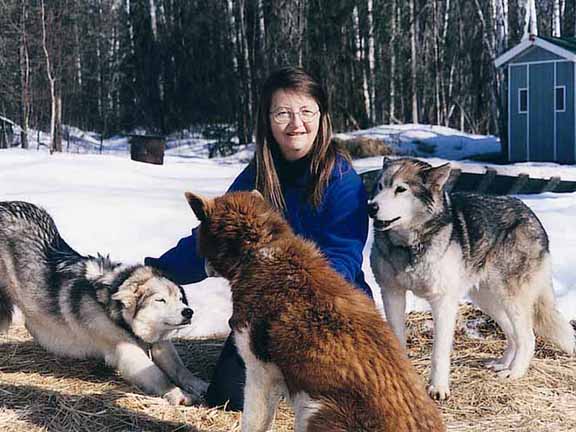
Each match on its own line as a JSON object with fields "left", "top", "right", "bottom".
{"left": 254, "top": 66, "right": 349, "bottom": 210}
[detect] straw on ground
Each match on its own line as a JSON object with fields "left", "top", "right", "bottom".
{"left": 1, "top": 304, "right": 574, "bottom": 432}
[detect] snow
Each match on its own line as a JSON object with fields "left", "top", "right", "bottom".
{"left": 335, "top": 123, "right": 502, "bottom": 160}
{"left": 1, "top": 124, "right": 575, "bottom": 340}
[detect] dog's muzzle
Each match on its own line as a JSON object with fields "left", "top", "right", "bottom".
{"left": 373, "top": 216, "right": 401, "bottom": 230}
{"left": 180, "top": 308, "right": 193, "bottom": 325}
{"left": 367, "top": 201, "right": 379, "bottom": 218}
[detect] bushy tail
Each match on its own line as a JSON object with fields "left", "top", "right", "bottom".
{"left": 534, "top": 287, "right": 575, "bottom": 354}
{"left": 0, "top": 285, "right": 14, "bottom": 333}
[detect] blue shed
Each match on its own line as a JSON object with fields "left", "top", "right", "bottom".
{"left": 495, "top": 35, "right": 576, "bottom": 163}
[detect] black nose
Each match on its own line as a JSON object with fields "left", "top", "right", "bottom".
{"left": 182, "top": 308, "right": 193, "bottom": 319}
{"left": 367, "top": 201, "right": 379, "bottom": 218}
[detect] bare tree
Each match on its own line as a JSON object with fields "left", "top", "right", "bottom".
{"left": 388, "top": 0, "right": 398, "bottom": 123}
{"left": 552, "top": 0, "right": 562, "bottom": 36}
{"left": 523, "top": 0, "right": 538, "bottom": 38}
{"left": 409, "top": 0, "right": 419, "bottom": 124}
{"left": 19, "top": 0, "right": 30, "bottom": 149}
{"left": 40, "top": 0, "right": 62, "bottom": 153}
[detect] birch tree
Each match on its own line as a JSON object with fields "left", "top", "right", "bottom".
{"left": 40, "top": 0, "right": 62, "bottom": 153}
{"left": 19, "top": 0, "right": 30, "bottom": 149}
{"left": 522, "top": 0, "right": 538, "bottom": 38}
{"left": 409, "top": 0, "right": 419, "bottom": 124}
{"left": 388, "top": 0, "right": 398, "bottom": 123}
{"left": 553, "top": 0, "right": 562, "bottom": 36}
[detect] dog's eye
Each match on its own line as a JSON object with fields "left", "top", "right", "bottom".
{"left": 155, "top": 298, "right": 167, "bottom": 304}
{"left": 395, "top": 186, "right": 407, "bottom": 194}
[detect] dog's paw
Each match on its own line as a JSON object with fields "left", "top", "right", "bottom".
{"left": 496, "top": 368, "right": 525, "bottom": 380}
{"left": 163, "top": 387, "right": 194, "bottom": 406}
{"left": 485, "top": 358, "right": 509, "bottom": 371}
{"left": 182, "top": 377, "right": 209, "bottom": 401}
{"left": 427, "top": 384, "right": 450, "bottom": 401}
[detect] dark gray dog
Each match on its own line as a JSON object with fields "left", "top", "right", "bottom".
{"left": 0, "top": 201, "right": 207, "bottom": 405}
{"left": 368, "top": 157, "right": 575, "bottom": 400}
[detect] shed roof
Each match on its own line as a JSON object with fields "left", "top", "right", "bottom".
{"left": 495, "top": 35, "right": 576, "bottom": 68}
{"left": 539, "top": 35, "right": 576, "bottom": 54}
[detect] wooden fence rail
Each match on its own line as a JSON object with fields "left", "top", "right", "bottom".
{"left": 361, "top": 167, "right": 576, "bottom": 196}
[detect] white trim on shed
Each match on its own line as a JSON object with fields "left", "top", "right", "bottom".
{"left": 495, "top": 36, "right": 576, "bottom": 68}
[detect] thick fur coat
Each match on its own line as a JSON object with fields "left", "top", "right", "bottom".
{"left": 0, "top": 201, "right": 207, "bottom": 405}
{"left": 369, "top": 157, "right": 575, "bottom": 400}
{"left": 186, "top": 190, "right": 444, "bottom": 432}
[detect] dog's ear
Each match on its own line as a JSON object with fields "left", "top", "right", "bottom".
{"left": 422, "top": 163, "right": 451, "bottom": 190}
{"left": 111, "top": 268, "right": 153, "bottom": 310}
{"left": 185, "top": 191, "right": 211, "bottom": 222}
{"left": 251, "top": 189, "right": 264, "bottom": 200}
{"left": 382, "top": 156, "right": 393, "bottom": 169}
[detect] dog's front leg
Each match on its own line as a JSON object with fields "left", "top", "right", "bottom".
{"left": 110, "top": 342, "right": 193, "bottom": 405}
{"left": 381, "top": 285, "right": 407, "bottom": 348}
{"left": 151, "top": 340, "right": 208, "bottom": 403}
{"left": 241, "top": 363, "right": 282, "bottom": 432}
{"left": 428, "top": 298, "right": 459, "bottom": 401}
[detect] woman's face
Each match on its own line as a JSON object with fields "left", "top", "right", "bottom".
{"left": 269, "top": 89, "right": 320, "bottom": 161}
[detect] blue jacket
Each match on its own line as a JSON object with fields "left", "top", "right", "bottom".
{"left": 145, "top": 155, "right": 372, "bottom": 298}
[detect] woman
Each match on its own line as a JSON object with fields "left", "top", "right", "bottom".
{"left": 145, "top": 66, "right": 371, "bottom": 410}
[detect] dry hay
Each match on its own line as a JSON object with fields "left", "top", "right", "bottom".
{"left": 1, "top": 304, "right": 574, "bottom": 431}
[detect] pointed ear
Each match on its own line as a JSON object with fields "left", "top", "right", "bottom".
{"left": 251, "top": 189, "right": 264, "bottom": 200}
{"left": 382, "top": 156, "right": 392, "bottom": 169}
{"left": 111, "top": 286, "right": 137, "bottom": 309}
{"left": 422, "top": 163, "right": 451, "bottom": 190}
{"left": 185, "top": 191, "right": 210, "bottom": 222}
{"left": 111, "top": 267, "right": 153, "bottom": 310}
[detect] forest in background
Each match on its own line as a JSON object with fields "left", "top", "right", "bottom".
{"left": 0, "top": 0, "right": 575, "bottom": 154}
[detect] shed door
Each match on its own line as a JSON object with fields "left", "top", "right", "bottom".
{"left": 529, "top": 63, "right": 555, "bottom": 161}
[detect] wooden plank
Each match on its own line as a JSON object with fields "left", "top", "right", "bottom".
{"left": 541, "top": 176, "right": 561, "bottom": 193}
{"left": 476, "top": 167, "right": 497, "bottom": 193}
{"left": 508, "top": 173, "right": 530, "bottom": 194}
{"left": 444, "top": 168, "right": 461, "bottom": 193}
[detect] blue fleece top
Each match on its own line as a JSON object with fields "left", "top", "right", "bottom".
{"left": 145, "top": 155, "right": 372, "bottom": 298}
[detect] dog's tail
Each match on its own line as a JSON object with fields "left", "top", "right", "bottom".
{"left": 534, "top": 283, "right": 575, "bottom": 355}
{"left": 0, "top": 285, "right": 14, "bottom": 333}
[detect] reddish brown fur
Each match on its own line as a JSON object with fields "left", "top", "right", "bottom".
{"left": 186, "top": 191, "right": 444, "bottom": 431}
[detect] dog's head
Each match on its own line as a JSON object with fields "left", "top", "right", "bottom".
{"left": 367, "top": 157, "right": 451, "bottom": 232}
{"left": 184, "top": 190, "right": 290, "bottom": 280}
{"left": 111, "top": 266, "right": 193, "bottom": 343}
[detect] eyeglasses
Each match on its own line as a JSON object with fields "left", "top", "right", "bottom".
{"left": 270, "top": 108, "right": 320, "bottom": 125}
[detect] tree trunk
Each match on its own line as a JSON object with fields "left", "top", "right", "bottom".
{"left": 409, "top": 0, "right": 419, "bottom": 124}
{"left": 388, "top": 0, "right": 397, "bottom": 123}
{"left": 366, "top": 0, "right": 375, "bottom": 124}
{"left": 523, "top": 0, "right": 538, "bottom": 38}
{"left": 553, "top": 0, "right": 561, "bottom": 36}
{"left": 41, "top": 0, "right": 62, "bottom": 153}
{"left": 19, "top": 0, "right": 30, "bottom": 149}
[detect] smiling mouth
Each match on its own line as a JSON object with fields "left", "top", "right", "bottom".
{"left": 373, "top": 217, "right": 401, "bottom": 230}
{"left": 165, "top": 319, "right": 191, "bottom": 328}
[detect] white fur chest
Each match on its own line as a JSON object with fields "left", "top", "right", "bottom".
{"left": 397, "top": 243, "right": 467, "bottom": 300}
{"left": 234, "top": 328, "right": 287, "bottom": 391}
{"left": 373, "top": 229, "right": 472, "bottom": 302}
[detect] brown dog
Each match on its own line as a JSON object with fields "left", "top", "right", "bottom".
{"left": 186, "top": 190, "right": 444, "bottom": 432}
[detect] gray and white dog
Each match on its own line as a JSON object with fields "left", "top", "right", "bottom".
{"left": 369, "top": 157, "right": 575, "bottom": 400}
{"left": 0, "top": 201, "right": 208, "bottom": 405}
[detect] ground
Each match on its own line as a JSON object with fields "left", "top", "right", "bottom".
{"left": 0, "top": 305, "right": 574, "bottom": 432}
